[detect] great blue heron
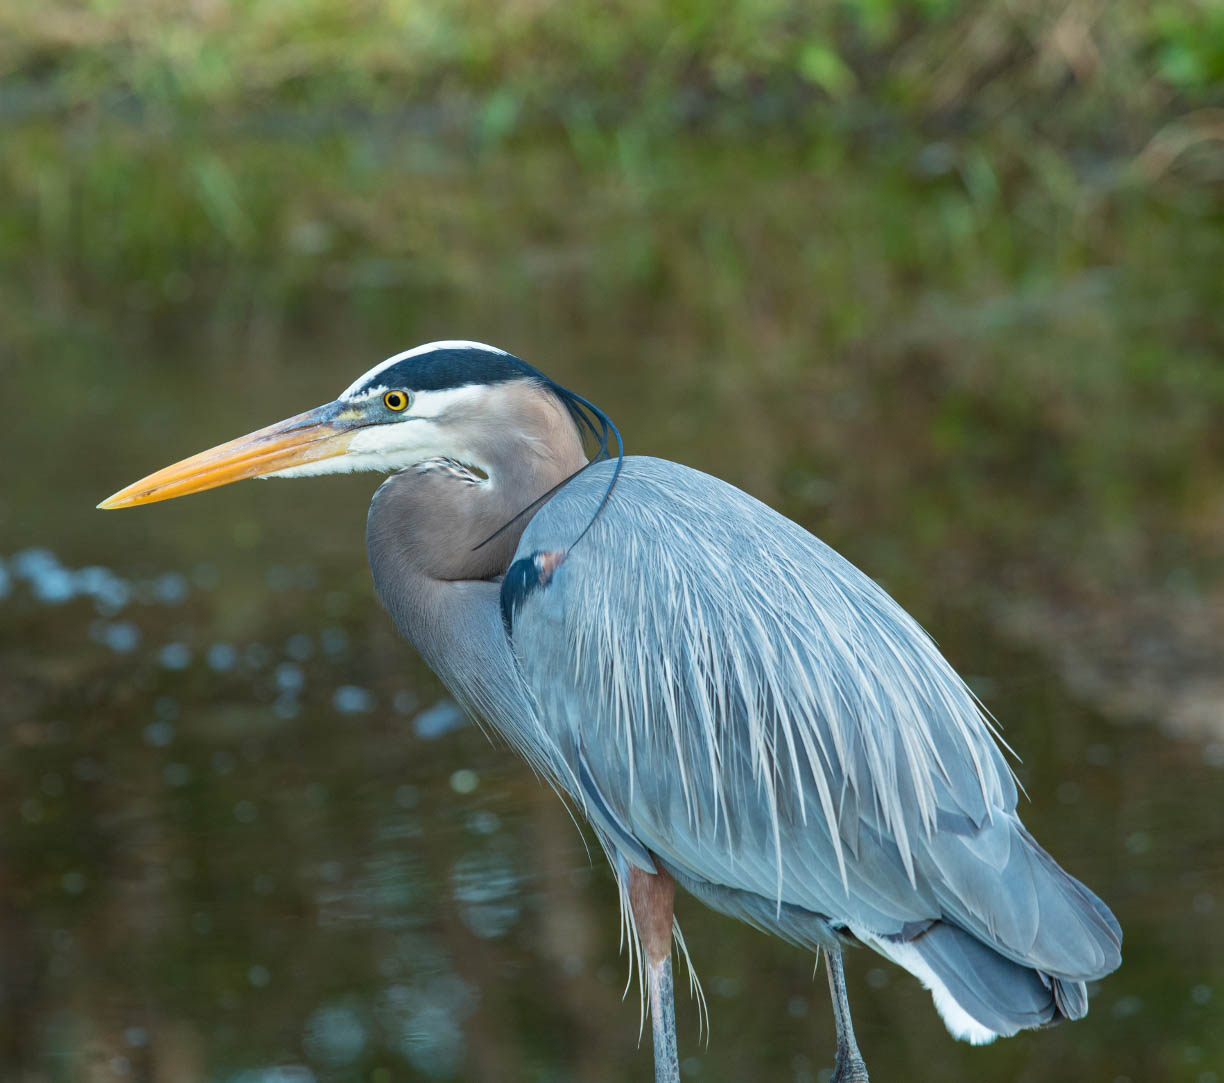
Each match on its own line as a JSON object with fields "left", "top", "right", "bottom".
{"left": 101, "top": 341, "right": 1121, "bottom": 1082}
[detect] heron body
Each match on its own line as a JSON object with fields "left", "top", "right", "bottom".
{"left": 101, "top": 341, "right": 1121, "bottom": 1080}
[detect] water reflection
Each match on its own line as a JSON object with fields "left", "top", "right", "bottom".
{"left": 452, "top": 847, "right": 522, "bottom": 940}
{"left": 414, "top": 701, "right": 467, "bottom": 742}
{"left": 9, "top": 548, "right": 133, "bottom": 612}
{"left": 303, "top": 1000, "right": 368, "bottom": 1069}
{"left": 3, "top": 530, "right": 1223, "bottom": 1083}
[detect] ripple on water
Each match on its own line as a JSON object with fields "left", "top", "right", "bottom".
{"left": 451, "top": 849, "right": 521, "bottom": 939}
{"left": 152, "top": 572, "right": 188, "bottom": 604}
{"left": 91, "top": 620, "right": 141, "bottom": 653}
{"left": 333, "top": 685, "right": 374, "bottom": 714}
{"left": 412, "top": 699, "right": 465, "bottom": 740}
{"left": 11, "top": 548, "right": 73, "bottom": 603}
{"left": 303, "top": 1001, "right": 367, "bottom": 1068}
{"left": 230, "top": 1066, "right": 316, "bottom": 1083}
{"left": 320, "top": 627, "right": 349, "bottom": 657}
{"left": 275, "top": 662, "right": 305, "bottom": 693}
{"left": 465, "top": 810, "right": 500, "bottom": 836}
{"left": 208, "top": 643, "right": 238, "bottom": 672}
{"left": 6, "top": 549, "right": 133, "bottom": 612}
{"left": 143, "top": 721, "right": 175, "bottom": 748}
{"left": 158, "top": 642, "right": 192, "bottom": 670}
{"left": 74, "top": 566, "right": 131, "bottom": 613}
{"left": 285, "top": 633, "right": 314, "bottom": 661}
{"left": 379, "top": 975, "right": 473, "bottom": 1080}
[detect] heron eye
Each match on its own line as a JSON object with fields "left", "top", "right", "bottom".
{"left": 383, "top": 390, "right": 411, "bottom": 412}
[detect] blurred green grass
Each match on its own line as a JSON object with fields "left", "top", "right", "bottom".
{"left": 4, "top": 0, "right": 1223, "bottom": 114}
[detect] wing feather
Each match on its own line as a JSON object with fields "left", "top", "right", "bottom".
{"left": 503, "top": 457, "right": 1117, "bottom": 990}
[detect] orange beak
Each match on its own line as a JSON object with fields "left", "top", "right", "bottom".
{"left": 98, "top": 402, "right": 358, "bottom": 509}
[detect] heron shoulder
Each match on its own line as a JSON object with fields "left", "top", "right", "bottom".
{"left": 519, "top": 454, "right": 768, "bottom": 551}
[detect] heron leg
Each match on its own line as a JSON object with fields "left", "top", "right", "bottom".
{"left": 628, "top": 864, "right": 679, "bottom": 1083}
{"left": 825, "top": 945, "right": 870, "bottom": 1083}
{"left": 647, "top": 953, "right": 680, "bottom": 1083}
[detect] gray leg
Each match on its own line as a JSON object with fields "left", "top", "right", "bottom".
{"left": 825, "top": 946, "right": 869, "bottom": 1083}
{"left": 648, "top": 954, "right": 680, "bottom": 1083}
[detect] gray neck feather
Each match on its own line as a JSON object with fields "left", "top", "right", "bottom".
{"left": 364, "top": 378, "right": 586, "bottom": 678}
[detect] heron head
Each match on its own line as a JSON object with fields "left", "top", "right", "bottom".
{"left": 98, "top": 341, "right": 565, "bottom": 509}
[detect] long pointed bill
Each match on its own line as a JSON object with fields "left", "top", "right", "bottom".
{"left": 98, "top": 402, "right": 356, "bottom": 509}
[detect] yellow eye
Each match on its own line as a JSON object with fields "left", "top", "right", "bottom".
{"left": 383, "top": 390, "right": 410, "bottom": 412}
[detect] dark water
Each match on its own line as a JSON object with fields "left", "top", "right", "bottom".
{"left": 2, "top": 397, "right": 1221, "bottom": 1083}
{"left": 3, "top": 94, "right": 1223, "bottom": 1080}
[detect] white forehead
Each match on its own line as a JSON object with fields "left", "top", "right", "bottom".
{"left": 340, "top": 340, "right": 510, "bottom": 400}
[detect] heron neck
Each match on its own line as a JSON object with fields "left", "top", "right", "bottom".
{"left": 364, "top": 382, "right": 587, "bottom": 649}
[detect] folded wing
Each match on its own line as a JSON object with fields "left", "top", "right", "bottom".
{"left": 504, "top": 456, "right": 1120, "bottom": 1040}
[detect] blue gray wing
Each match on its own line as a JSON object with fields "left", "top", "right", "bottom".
{"left": 503, "top": 457, "right": 1119, "bottom": 996}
